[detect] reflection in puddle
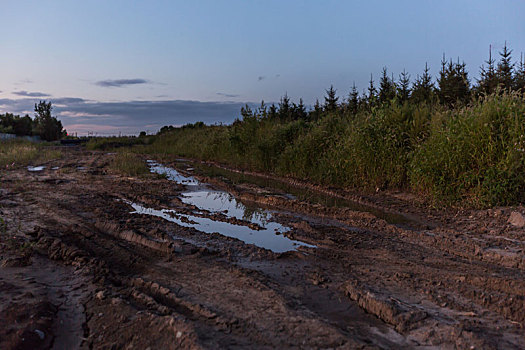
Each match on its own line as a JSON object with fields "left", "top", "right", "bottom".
{"left": 27, "top": 166, "right": 45, "bottom": 172}
{"left": 179, "top": 161, "right": 414, "bottom": 226}
{"left": 130, "top": 161, "right": 315, "bottom": 253}
{"left": 129, "top": 201, "right": 313, "bottom": 253}
{"left": 147, "top": 160, "right": 199, "bottom": 185}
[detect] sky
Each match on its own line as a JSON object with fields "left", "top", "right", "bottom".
{"left": 1, "top": 0, "right": 524, "bottom": 135}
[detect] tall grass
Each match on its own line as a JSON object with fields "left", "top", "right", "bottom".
{"left": 410, "top": 93, "right": 525, "bottom": 206}
{"left": 0, "top": 140, "right": 61, "bottom": 168}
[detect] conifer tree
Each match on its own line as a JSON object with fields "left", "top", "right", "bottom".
{"left": 268, "top": 104, "right": 278, "bottom": 120}
{"left": 278, "top": 93, "right": 291, "bottom": 121}
{"left": 397, "top": 69, "right": 411, "bottom": 102}
{"left": 478, "top": 45, "right": 497, "bottom": 95}
{"left": 378, "top": 67, "right": 396, "bottom": 104}
{"left": 496, "top": 41, "right": 514, "bottom": 91}
{"left": 437, "top": 55, "right": 470, "bottom": 106}
{"left": 324, "top": 85, "right": 339, "bottom": 112}
{"left": 309, "top": 99, "right": 323, "bottom": 121}
{"left": 240, "top": 104, "right": 254, "bottom": 120}
{"left": 514, "top": 53, "right": 525, "bottom": 93}
{"left": 367, "top": 74, "right": 378, "bottom": 107}
{"left": 347, "top": 82, "right": 359, "bottom": 115}
{"left": 411, "top": 63, "right": 435, "bottom": 104}
{"left": 257, "top": 100, "right": 267, "bottom": 119}
{"left": 295, "top": 98, "right": 308, "bottom": 120}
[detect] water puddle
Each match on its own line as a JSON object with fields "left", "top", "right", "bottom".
{"left": 174, "top": 161, "right": 415, "bottom": 226}
{"left": 128, "top": 161, "right": 315, "bottom": 253}
{"left": 27, "top": 166, "right": 45, "bottom": 172}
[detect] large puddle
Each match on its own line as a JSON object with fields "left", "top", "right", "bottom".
{"left": 127, "top": 161, "right": 315, "bottom": 253}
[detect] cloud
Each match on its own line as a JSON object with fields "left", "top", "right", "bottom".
{"left": 0, "top": 97, "right": 253, "bottom": 135}
{"left": 14, "top": 79, "right": 34, "bottom": 86}
{"left": 12, "top": 90, "right": 51, "bottom": 97}
{"left": 216, "top": 92, "right": 240, "bottom": 98}
{"left": 258, "top": 76, "right": 266, "bottom": 81}
{"left": 95, "top": 78, "right": 150, "bottom": 88}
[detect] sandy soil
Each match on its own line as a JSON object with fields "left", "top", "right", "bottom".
{"left": 0, "top": 147, "right": 524, "bottom": 349}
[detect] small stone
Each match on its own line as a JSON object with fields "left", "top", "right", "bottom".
{"left": 95, "top": 291, "right": 105, "bottom": 300}
{"left": 508, "top": 211, "right": 525, "bottom": 228}
{"left": 176, "top": 331, "right": 182, "bottom": 338}
{"left": 34, "top": 329, "right": 45, "bottom": 340}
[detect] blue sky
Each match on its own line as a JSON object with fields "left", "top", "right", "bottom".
{"left": 1, "top": 0, "right": 524, "bottom": 135}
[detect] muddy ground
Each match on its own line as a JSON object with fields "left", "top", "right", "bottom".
{"left": 1, "top": 147, "right": 524, "bottom": 349}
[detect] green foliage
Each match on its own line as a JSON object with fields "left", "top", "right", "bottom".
{"left": 33, "top": 101, "right": 65, "bottom": 141}
{"left": 437, "top": 56, "right": 471, "bottom": 107}
{"left": 410, "top": 93, "right": 525, "bottom": 206}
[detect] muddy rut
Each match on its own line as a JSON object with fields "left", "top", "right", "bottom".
{"left": 1, "top": 148, "right": 524, "bottom": 349}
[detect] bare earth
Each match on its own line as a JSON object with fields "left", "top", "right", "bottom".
{"left": 1, "top": 147, "right": 524, "bottom": 349}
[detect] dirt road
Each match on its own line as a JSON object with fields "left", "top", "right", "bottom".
{"left": 1, "top": 148, "right": 524, "bottom": 349}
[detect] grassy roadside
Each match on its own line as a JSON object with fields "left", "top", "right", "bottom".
{"left": 0, "top": 140, "right": 62, "bottom": 168}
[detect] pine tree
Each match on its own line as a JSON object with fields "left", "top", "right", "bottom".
{"left": 367, "top": 74, "right": 378, "bottom": 107}
{"left": 437, "top": 55, "right": 470, "bottom": 106}
{"left": 477, "top": 45, "right": 497, "bottom": 95}
{"left": 295, "top": 98, "right": 308, "bottom": 120}
{"left": 278, "top": 93, "right": 291, "bottom": 121}
{"left": 378, "top": 67, "right": 396, "bottom": 104}
{"left": 309, "top": 99, "right": 323, "bottom": 121}
{"left": 324, "top": 85, "right": 339, "bottom": 112}
{"left": 240, "top": 104, "right": 254, "bottom": 120}
{"left": 411, "top": 63, "right": 435, "bottom": 104}
{"left": 514, "top": 52, "right": 525, "bottom": 93}
{"left": 268, "top": 104, "right": 278, "bottom": 120}
{"left": 496, "top": 41, "right": 514, "bottom": 91}
{"left": 397, "top": 69, "right": 411, "bottom": 102}
{"left": 257, "top": 100, "right": 267, "bottom": 119}
{"left": 347, "top": 82, "right": 359, "bottom": 115}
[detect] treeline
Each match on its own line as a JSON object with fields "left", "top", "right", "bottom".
{"left": 235, "top": 43, "right": 524, "bottom": 123}
{"left": 145, "top": 43, "right": 525, "bottom": 207}
{"left": 0, "top": 101, "right": 66, "bottom": 141}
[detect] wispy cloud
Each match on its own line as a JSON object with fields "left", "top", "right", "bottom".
{"left": 258, "top": 76, "right": 266, "bottom": 81}
{"left": 216, "top": 92, "right": 240, "bottom": 98}
{"left": 12, "top": 90, "right": 51, "bottom": 97}
{"left": 14, "top": 79, "right": 34, "bottom": 86}
{"left": 95, "top": 78, "right": 150, "bottom": 88}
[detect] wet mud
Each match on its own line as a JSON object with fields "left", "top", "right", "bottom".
{"left": 0, "top": 147, "right": 524, "bottom": 349}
